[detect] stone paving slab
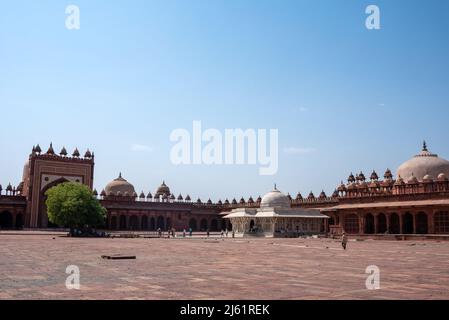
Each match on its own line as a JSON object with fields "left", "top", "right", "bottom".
{"left": 0, "top": 233, "right": 449, "bottom": 300}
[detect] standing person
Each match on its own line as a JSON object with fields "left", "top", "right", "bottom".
{"left": 157, "top": 228, "right": 162, "bottom": 238}
{"left": 232, "top": 230, "right": 235, "bottom": 238}
{"left": 189, "top": 228, "right": 193, "bottom": 237}
{"left": 183, "top": 229, "right": 186, "bottom": 238}
{"left": 341, "top": 232, "right": 348, "bottom": 250}
{"left": 206, "top": 229, "right": 210, "bottom": 238}
{"left": 221, "top": 230, "right": 224, "bottom": 238}
{"left": 225, "top": 229, "right": 228, "bottom": 237}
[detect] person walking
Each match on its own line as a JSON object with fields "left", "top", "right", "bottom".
{"left": 341, "top": 232, "right": 348, "bottom": 250}
{"left": 183, "top": 229, "right": 186, "bottom": 238}
{"left": 189, "top": 228, "right": 193, "bottom": 237}
{"left": 157, "top": 228, "right": 162, "bottom": 238}
{"left": 221, "top": 230, "right": 224, "bottom": 238}
{"left": 206, "top": 229, "right": 210, "bottom": 238}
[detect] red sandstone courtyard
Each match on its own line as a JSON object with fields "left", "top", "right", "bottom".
{"left": 1, "top": 232, "right": 449, "bottom": 300}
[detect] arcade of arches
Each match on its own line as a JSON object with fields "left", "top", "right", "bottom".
{"left": 328, "top": 210, "right": 449, "bottom": 235}
{"left": 107, "top": 213, "right": 230, "bottom": 232}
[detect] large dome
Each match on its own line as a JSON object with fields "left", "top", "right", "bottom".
{"left": 397, "top": 143, "right": 449, "bottom": 182}
{"left": 260, "top": 187, "right": 291, "bottom": 209}
{"left": 105, "top": 173, "right": 135, "bottom": 196}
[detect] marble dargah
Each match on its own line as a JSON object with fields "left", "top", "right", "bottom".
{"left": 1, "top": 142, "right": 449, "bottom": 238}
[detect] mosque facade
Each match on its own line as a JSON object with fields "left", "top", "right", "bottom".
{"left": 1, "top": 142, "right": 449, "bottom": 237}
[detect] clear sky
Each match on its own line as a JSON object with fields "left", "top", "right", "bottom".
{"left": 1, "top": 0, "right": 449, "bottom": 201}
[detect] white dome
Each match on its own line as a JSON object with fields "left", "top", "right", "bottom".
{"left": 397, "top": 143, "right": 449, "bottom": 182}
{"left": 260, "top": 188, "right": 291, "bottom": 209}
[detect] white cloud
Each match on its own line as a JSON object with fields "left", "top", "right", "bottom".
{"left": 283, "top": 147, "right": 316, "bottom": 155}
{"left": 130, "top": 144, "right": 153, "bottom": 152}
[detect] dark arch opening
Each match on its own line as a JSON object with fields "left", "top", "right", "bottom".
{"left": 150, "top": 217, "right": 155, "bottom": 230}
{"left": 211, "top": 219, "right": 218, "bottom": 231}
{"left": 0, "top": 211, "right": 13, "bottom": 229}
{"left": 403, "top": 213, "right": 413, "bottom": 234}
{"left": 416, "top": 213, "right": 428, "bottom": 234}
{"left": 141, "top": 216, "right": 148, "bottom": 230}
{"left": 129, "top": 216, "right": 139, "bottom": 230}
{"left": 110, "top": 216, "right": 118, "bottom": 230}
{"left": 189, "top": 218, "right": 197, "bottom": 231}
{"left": 119, "top": 215, "right": 127, "bottom": 230}
{"left": 364, "top": 214, "right": 375, "bottom": 234}
{"left": 390, "top": 213, "right": 400, "bottom": 234}
{"left": 157, "top": 216, "right": 165, "bottom": 230}
{"left": 200, "top": 219, "right": 208, "bottom": 231}
{"left": 377, "top": 213, "right": 387, "bottom": 234}
{"left": 15, "top": 213, "right": 24, "bottom": 230}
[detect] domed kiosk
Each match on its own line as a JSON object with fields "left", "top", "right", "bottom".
{"left": 222, "top": 185, "right": 328, "bottom": 238}
{"left": 397, "top": 142, "right": 449, "bottom": 182}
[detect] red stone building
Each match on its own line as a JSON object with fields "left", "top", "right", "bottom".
{"left": 1, "top": 142, "right": 449, "bottom": 236}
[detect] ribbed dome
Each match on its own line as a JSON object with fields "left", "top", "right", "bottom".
{"left": 105, "top": 173, "right": 135, "bottom": 196}
{"left": 397, "top": 143, "right": 449, "bottom": 182}
{"left": 260, "top": 186, "right": 291, "bottom": 209}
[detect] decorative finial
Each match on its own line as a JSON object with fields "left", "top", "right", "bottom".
{"left": 119, "top": 172, "right": 122, "bottom": 179}
{"left": 274, "top": 183, "right": 277, "bottom": 191}
{"left": 423, "top": 140, "right": 428, "bottom": 152}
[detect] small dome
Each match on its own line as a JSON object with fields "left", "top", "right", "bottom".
{"left": 260, "top": 186, "right": 291, "bottom": 209}
{"left": 84, "top": 149, "right": 92, "bottom": 158}
{"left": 307, "top": 191, "right": 315, "bottom": 199}
{"left": 384, "top": 169, "right": 393, "bottom": 180}
{"left": 319, "top": 190, "right": 327, "bottom": 199}
{"left": 139, "top": 191, "right": 145, "bottom": 199}
{"left": 347, "top": 173, "right": 355, "bottom": 183}
{"left": 397, "top": 142, "right": 449, "bottom": 182}
{"left": 104, "top": 173, "right": 135, "bottom": 196}
{"left": 207, "top": 199, "right": 212, "bottom": 205}
{"left": 177, "top": 194, "right": 183, "bottom": 201}
{"left": 185, "top": 195, "right": 191, "bottom": 201}
{"left": 296, "top": 192, "right": 303, "bottom": 200}
{"left": 370, "top": 170, "right": 379, "bottom": 181}
{"left": 60, "top": 147, "right": 68, "bottom": 156}
{"left": 407, "top": 174, "right": 419, "bottom": 184}
{"left": 72, "top": 148, "right": 80, "bottom": 158}
{"left": 438, "top": 173, "right": 448, "bottom": 181}
{"left": 394, "top": 176, "right": 405, "bottom": 186}
{"left": 155, "top": 181, "right": 171, "bottom": 197}
{"left": 46, "top": 143, "right": 55, "bottom": 155}
{"left": 423, "top": 174, "right": 434, "bottom": 183}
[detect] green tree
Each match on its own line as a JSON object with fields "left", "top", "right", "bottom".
{"left": 46, "top": 182, "right": 106, "bottom": 235}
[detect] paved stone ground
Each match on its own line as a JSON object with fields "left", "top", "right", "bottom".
{"left": 1, "top": 232, "right": 448, "bottom": 300}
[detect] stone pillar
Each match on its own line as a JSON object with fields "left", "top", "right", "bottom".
{"left": 399, "top": 213, "right": 404, "bottom": 234}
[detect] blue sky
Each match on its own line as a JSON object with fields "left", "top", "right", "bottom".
{"left": 1, "top": 0, "right": 449, "bottom": 200}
